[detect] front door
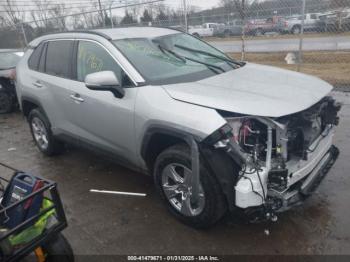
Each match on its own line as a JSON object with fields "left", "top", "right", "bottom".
{"left": 66, "top": 40, "right": 138, "bottom": 165}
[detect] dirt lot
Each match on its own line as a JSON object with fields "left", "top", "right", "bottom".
{"left": 0, "top": 92, "right": 350, "bottom": 259}
{"left": 228, "top": 51, "right": 350, "bottom": 87}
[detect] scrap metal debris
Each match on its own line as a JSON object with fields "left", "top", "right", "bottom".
{"left": 90, "top": 189, "right": 146, "bottom": 197}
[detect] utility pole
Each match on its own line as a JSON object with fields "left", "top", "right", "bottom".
{"left": 98, "top": 0, "right": 106, "bottom": 27}
{"left": 183, "top": 0, "right": 188, "bottom": 32}
{"left": 20, "top": 23, "right": 28, "bottom": 46}
{"left": 110, "top": 0, "right": 115, "bottom": 28}
{"left": 297, "top": 0, "right": 306, "bottom": 72}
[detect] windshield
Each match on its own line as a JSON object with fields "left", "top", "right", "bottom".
{"left": 0, "top": 51, "right": 23, "bottom": 70}
{"left": 113, "top": 33, "right": 237, "bottom": 85}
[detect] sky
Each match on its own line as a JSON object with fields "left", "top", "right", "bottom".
{"left": 0, "top": 0, "right": 222, "bottom": 24}
{"left": 164, "top": 0, "right": 220, "bottom": 10}
{"left": 111, "top": 0, "right": 221, "bottom": 17}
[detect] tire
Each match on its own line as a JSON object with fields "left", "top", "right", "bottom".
{"left": 192, "top": 33, "right": 200, "bottom": 38}
{"left": 292, "top": 25, "right": 301, "bottom": 35}
{"left": 42, "top": 233, "right": 74, "bottom": 262}
{"left": 28, "top": 108, "right": 64, "bottom": 156}
{"left": 0, "top": 90, "right": 13, "bottom": 114}
{"left": 254, "top": 28, "right": 264, "bottom": 36}
{"left": 154, "top": 144, "right": 227, "bottom": 228}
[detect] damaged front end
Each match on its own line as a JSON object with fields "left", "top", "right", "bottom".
{"left": 202, "top": 96, "right": 341, "bottom": 222}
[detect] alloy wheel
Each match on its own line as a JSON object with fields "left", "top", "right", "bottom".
{"left": 31, "top": 117, "right": 49, "bottom": 150}
{"left": 161, "top": 163, "right": 205, "bottom": 217}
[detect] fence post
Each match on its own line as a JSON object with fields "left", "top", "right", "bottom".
{"left": 20, "top": 23, "right": 28, "bottom": 47}
{"left": 240, "top": 0, "right": 246, "bottom": 61}
{"left": 297, "top": 0, "right": 306, "bottom": 72}
{"left": 110, "top": 6, "right": 114, "bottom": 28}
{"left": 183, "top": 0, "right": 188, "bottom": 32}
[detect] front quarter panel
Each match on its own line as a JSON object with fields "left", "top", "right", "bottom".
{"left": 134, "top": 85, "right": 226, "bottom": 168}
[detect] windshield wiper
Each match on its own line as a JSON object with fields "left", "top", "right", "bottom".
{"left": 174, "top": 44, "right": 245, "bottom": 67}
{"left": 156, "top": 44, "right": 225, "bottom": 74}
{"left": 158, "top": 44, "right": 186, "bottom": 63}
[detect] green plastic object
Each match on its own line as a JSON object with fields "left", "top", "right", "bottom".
{"left": 9, "top": 199, "right": 56, "bottom": 246}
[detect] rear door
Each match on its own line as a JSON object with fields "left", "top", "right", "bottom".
{"left": 36, "top": 40, "right": 77, "bottom": 135}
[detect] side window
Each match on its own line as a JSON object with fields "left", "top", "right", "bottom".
{"left": 28, "top": 42, "right": 44, "bottom": 71}
{"left": 45, "top": 40, "right": 74, "bottom": 78}
{"left": 77, "top": 41, "right": 123, "bottom": 83}
{"left": 38, "top": 42, "right": 47, "bottom": 73}
{"left": 310, "top": 14, "right": 317, "bottom": 19}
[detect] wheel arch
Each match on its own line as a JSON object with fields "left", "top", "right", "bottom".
{"left": 141, "top": 125, "right": 240, "bottom": 211}
{"left": 141, "top": 125, "right": 196, "bottom": 173}
{"left": 21, "top": 96, "right": 46, "bottom": 118}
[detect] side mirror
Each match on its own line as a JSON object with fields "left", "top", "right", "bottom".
{"left": 85, "top": 71, "right": 125, "bottom": 98}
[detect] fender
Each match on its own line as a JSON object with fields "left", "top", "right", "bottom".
{"left": 140, "top": 124, "right": 202, "bottom": 161}
{"left": 20, "top": 96, "right": 46, "bottom": 117}
{"left": 141, "top": 124, "right": 239, "bottom": 211}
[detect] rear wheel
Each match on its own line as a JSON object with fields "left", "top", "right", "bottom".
{"left": 192, "top": 33, "right": 200, "bottom": 38}
{"left": 224, "top": 30, "right": 231, "bottom": 37}
{"left": 154, "top": 144, "right": 227, "bottom": 228}
{"left": 255, "top": 28, "right": 264, "bottom": 36}
{"left": 292, "top": 25, "right": 301, "bottom": 34}
{"left": 0, "top": 90, "right": 13, "bottom": 114}
{"left": 42, "top": 233, "right": 74, "bottom": 262}
{"left": 28, "top": 109, "right": 64, "bottom": 156}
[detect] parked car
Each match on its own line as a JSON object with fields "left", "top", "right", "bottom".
{"left": 286, "top": 13, "right": 323, "bottom": 34}
{"left": 245, "top": 16, "right": 287, "bottom": 36}
{"left": 214, "top": 20, "right": 243, "bottom": 37}
{"left": 16, "top": 27, "right": 341, "bottom": 228}
{"left": 188, "top": 23, "right": 219, "bottom": 37}
{"left": 0, "top": 49, "right": 23, "bottom": 113}
{"left": 318, "top": 10, "right": 350, "bottom": 32}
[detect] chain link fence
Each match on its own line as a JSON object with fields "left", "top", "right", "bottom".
{"left": 0, "top": 0, "right": 349, "bottom": 89}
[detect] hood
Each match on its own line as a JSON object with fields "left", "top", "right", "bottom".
{"left": 162, "top": 63, "right": 333, "bottom": 117}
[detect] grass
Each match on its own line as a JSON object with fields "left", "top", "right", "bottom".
{"left": 227, "top": 51, "right": 350, "bottom": 87}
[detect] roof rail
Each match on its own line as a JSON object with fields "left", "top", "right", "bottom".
{"left": 39, "top": 30, "right": 112, "bottom": 41}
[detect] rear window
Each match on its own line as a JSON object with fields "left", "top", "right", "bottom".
{"left": 28, "top": 43, "right": 44, "bottom": 71}
{"left": 45, "top": 40, "right": 74, "bottom": 78}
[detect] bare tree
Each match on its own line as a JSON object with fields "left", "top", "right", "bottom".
{"left": 50, "top": 3, "right": 68, "bottom": 31}
{"left": 30, "top": 0, "right": 54, "bottom": 29}
{"left": 80, "top": 7, "right": 100, "bottom": 28}
{"left": 3, "top": 0, "right": 24, "bottom": 26}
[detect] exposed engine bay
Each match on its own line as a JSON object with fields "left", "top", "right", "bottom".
{"left": 214, "top": 96, "right": 341, "bottom": 222}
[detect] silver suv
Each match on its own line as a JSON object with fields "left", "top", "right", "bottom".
{"left": 16, "top": 27, "right": 340, "bottom": 228}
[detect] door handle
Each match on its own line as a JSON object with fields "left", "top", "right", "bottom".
{"left": 70, "top": 94, "right": 84, "bottom": 103}
{"left": 33, "top": 81, "right": 43, "bottom": 88}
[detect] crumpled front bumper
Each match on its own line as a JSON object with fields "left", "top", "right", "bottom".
{"left": 270, "top": 145, "right": 339, "bottom": 212}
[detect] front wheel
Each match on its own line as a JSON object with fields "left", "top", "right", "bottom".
{"left": 154, "top": 144, "right": 227, "bottom": 228}
{"left": 42, "top": 233, "right": 74, "bottom": 262}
